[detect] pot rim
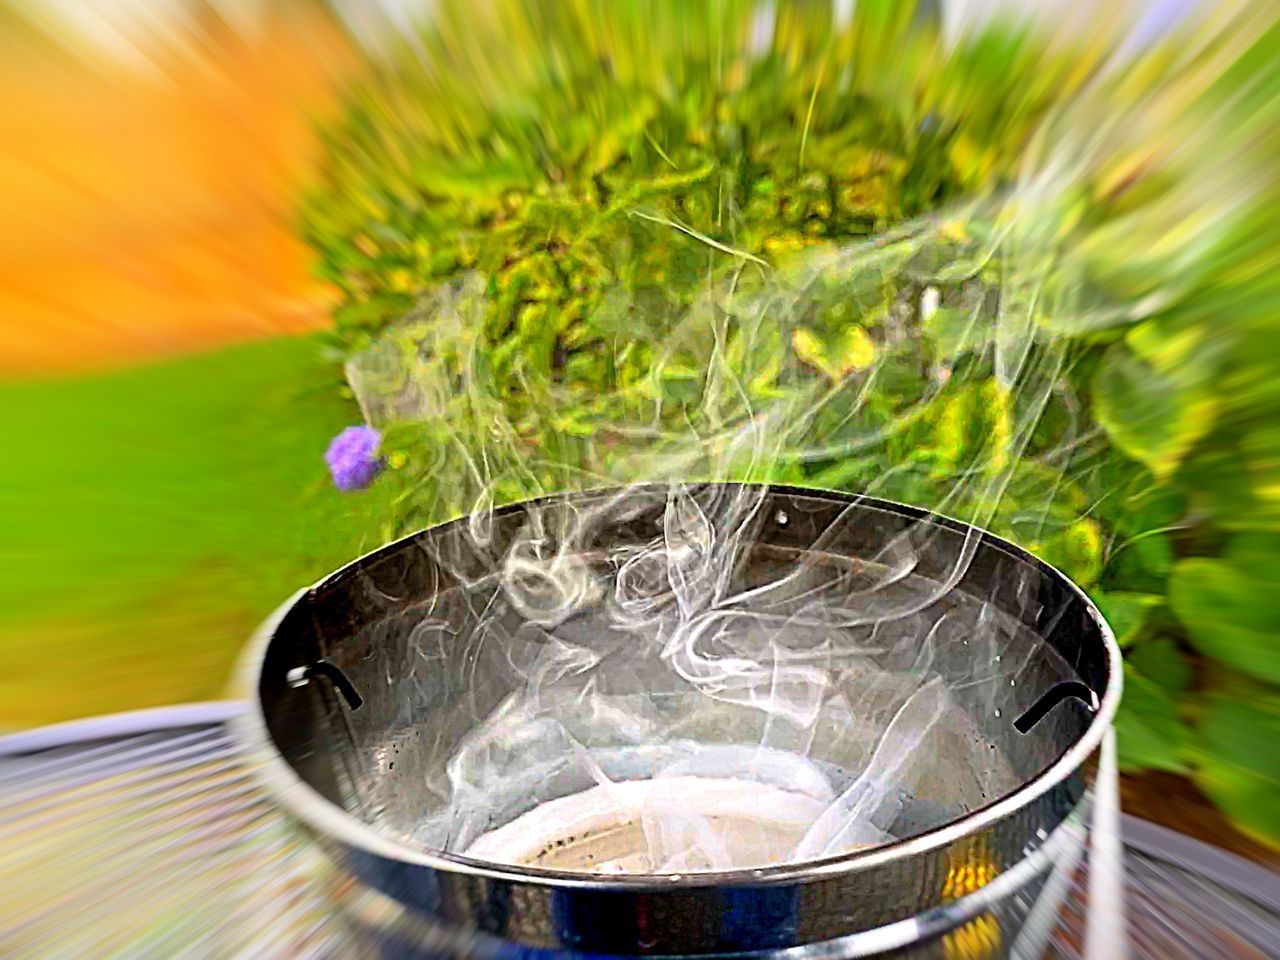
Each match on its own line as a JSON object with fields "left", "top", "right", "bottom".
{"left": 233, "top": 483, "right": 1121, "bottom": 890}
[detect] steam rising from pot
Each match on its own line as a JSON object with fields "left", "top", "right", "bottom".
{"left": 340, "top": 177, "right": 1112, "bottom": 872}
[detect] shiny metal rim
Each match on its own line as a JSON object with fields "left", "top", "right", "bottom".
{"left": 235, "top": 485, "right": 1124, "bottom": 889}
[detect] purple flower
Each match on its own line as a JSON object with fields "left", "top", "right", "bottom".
{"left": 325, "top": 425, "right": 383, "bottom": 491}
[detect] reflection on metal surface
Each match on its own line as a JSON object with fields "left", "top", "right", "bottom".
{"left": 286, "top": 659, "right": 365, "bottom": 711}
{"left": 240, "top": 486, "right": 1119, "bottom": 954}
{"left": 0, "top": 703, "right": 1277, "bottom": 958}
{"left": 942, "top": 836, "right": 1003, "bottom": 959}
{"left": 1014, "top": 683, "right": 1100, "bottom": 735}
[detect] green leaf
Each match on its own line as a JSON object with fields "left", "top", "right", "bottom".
{"left": 1082, "top": 454, "right": 1185, "bottom": 537}
{"left": 1169, "top": 538, "right": 1280, "bottom": 685}
{"left": 1240, "top": 422, "right": 1280, "bottom": 529}
{"left": 1059, "top": 518, "right": 1104, "bottom": 589}
{"left": 1092, "top": 322, "right": 1220, "bottom": 479}
{"left": 923, "top": 305, "right": 992, "bottom": 361}
{"left": 1106, "top": 527, "right": 1177, "bottom": 589}
{"left": 1194, "top": 692, "right": 1280, "bottom": 848}
{"left": 1114, "top": 664, "right": 1190, "bottom": 774}
{"left": 932, "top": 388, "right": 977, "bottom": 472}
{"left": 1126, "top": 637, "right": 1192, "bottom": 697}
{"left": 1194, "top": 424, "right": 1280, "bottom": 537}
{"left": 926, "top": 380, "right": 1013, "bottom": 478}
{"left": 1082, "top": 457, "right": 1182, "bottom": 588}
{"left": 807, "top": 456, "right": 875, "bottom": 491}
{"left": 1093, "top": 591, "right": 1161, "bottom": 648}
{"left": 1227, "top": 532, "right": 1280, "bottom": 569}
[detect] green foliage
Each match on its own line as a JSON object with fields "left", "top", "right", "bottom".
{"left": 1170, "top": 535, "right": 1280, "bottom": 686}
{"left": 1094, "top": 592, "right": 1162, "bottom": 649}
{"left": 302, "top": 0, "right": 1280, "bottom": 844}
{"left": 1113, "top": 664, "right": 1189, "bottom": 775}
{"left": 1193, "top": 687, "right": 1280, "bottom": 848}
{"left": 1093, "top": 322, "right": 1222, "bottom": 479}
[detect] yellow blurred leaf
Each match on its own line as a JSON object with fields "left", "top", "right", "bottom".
{"left": 793, "top": 326, "right": 874, "bottom": 383}
{"left": 792, "top": 327, "right": 835, "bottom": 379}
{"left": 939, "top": 220, "right": 971, "bottom": 244}
{"left": 981, "top": 379, "right": 1012, "bottom": 474}
{"left": 836, "top": 326, "right": 876, "bottom": 374}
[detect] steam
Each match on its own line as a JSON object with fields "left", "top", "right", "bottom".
{"left": 791, "top": 677, "right": 949, "bottom": 860}
{"left": 342, "top": 125, "right": 1118, "bottom": 871}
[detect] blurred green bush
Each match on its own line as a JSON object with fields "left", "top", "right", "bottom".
{"left": 302, "top": 0, "right": 1280, "bottom": 846}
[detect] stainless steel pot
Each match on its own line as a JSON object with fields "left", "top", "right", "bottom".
{"left": 235, "top": 484, "right": 1120, "bottom": 958}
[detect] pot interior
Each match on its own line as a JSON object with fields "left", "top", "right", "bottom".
{"left": 258, "top": 485, "right": 1109, "bottom": 873}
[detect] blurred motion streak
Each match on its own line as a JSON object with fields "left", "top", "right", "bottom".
{"left": 0, "top": 0, "right": 353, "bottom": 376}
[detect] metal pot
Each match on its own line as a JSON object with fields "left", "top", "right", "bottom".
{"left": 235, "top": 484, "right": 1120, "bottom": 957}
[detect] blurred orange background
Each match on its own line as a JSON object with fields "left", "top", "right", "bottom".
{"left": 0, "top": 2, "right": 350, "bottom": 377}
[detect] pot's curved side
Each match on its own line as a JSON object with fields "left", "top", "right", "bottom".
{"left": 233, "top": 484, "right": 1121, "bottom": 957}
{"left": 283, "top": 763, "right": 1093, "bottom": 956}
